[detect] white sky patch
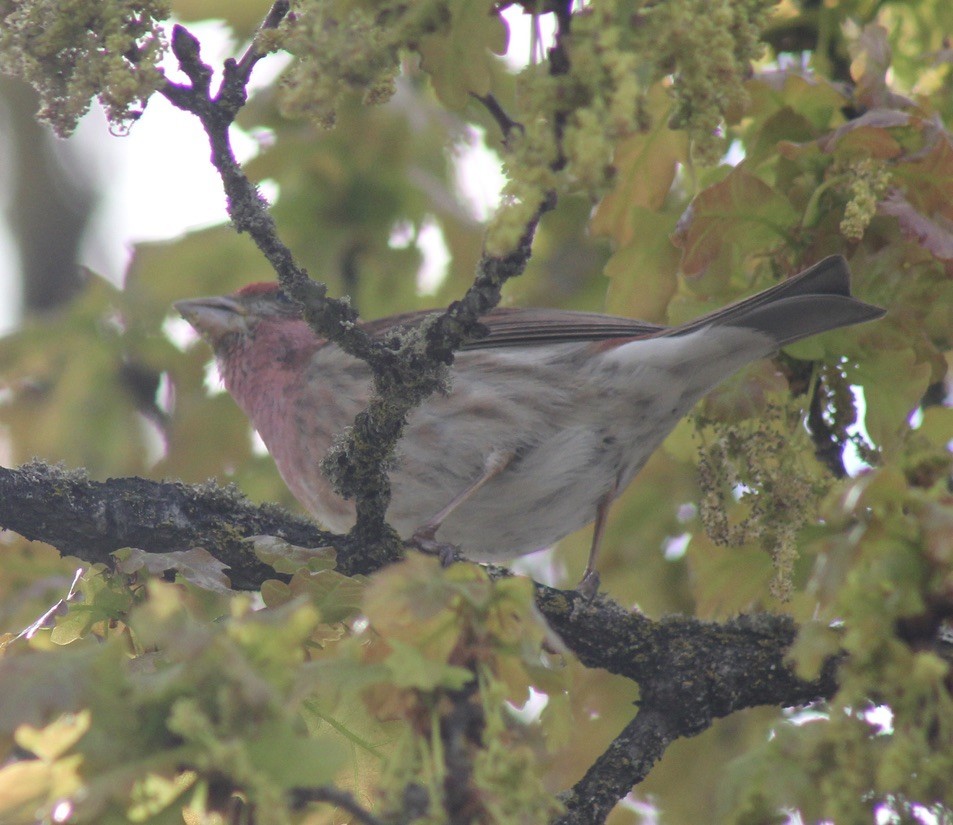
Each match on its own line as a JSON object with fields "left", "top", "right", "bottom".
{"left": 52, "top": 800, "right": 74, "bottom": 823}
{"left": 416, "top": 217, "right": 451, "bottom": 295}
{"left": 258, "top": 178, "right": 280, "bottom": 208}
{"left": 509, "top": 546, "right": 565, "bottom": 586}
{"left": 864, "top": 703, "right": 894, "bottom": 735}
{"left": 724, "top": 139, "right": 746, "bottom": 166}
{"left": 454, "top": 127, "right": 505, "bottom": 222}
{"left": 139, "top": 412, "right": 167, "bottom": 467}
{"left": 0, "top": 219, "right": 20, "bottom": 335}
{"left": 75, "top": 20, "right": 284, "bottom": 286}
{"left": 251, "top": 428, "right": 269, "bottom": 456}
{"left": 203, "top": 359, "right": 226, "bottom": 395}
{"left": 155, "top": 370, "right": 175, "bottom": 417}
{"left": 617, "top": 794, "right": 661, "bottom": 825}
{"left": 663, "top": 532, "right": 691, "bottom": 561}
{"left": 388, "top": 219, "right": 415, "bottom": 249}
{"left": 501, "top": 6, "right": 557, "bottom": 69}
{"left": 507, "top": 686, "right": 550, "bottom": 724}
{"left": 162, "top": 314, "right": 200, "bottom": 351}
{"left": 841, "top": 383, "right": 874, "bottom": 476}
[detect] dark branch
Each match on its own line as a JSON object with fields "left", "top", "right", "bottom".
{"left": 555, "top": 707, "right": 680, "bottom": 824}
{"left": 289, "top": 786, "right": 387, "bottom": 825}
{"left": 0, "top": 462, "right": 838, "bottom": 693}
{"left": 807, "top": 372, "right": 848, "bottom": 479}
{"left": 0, "top": 461, "right": 382, "bottom": 584}
{"left": 235, "top": 0, "right": 290, "bottom": 82}
{"left": 535, "top": 587, "right": 838, "bottom": 821}
{"left": 470, "top": 92, "right": 523, "bottom": 139}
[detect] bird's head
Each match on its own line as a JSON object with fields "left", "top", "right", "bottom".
{"left": 175, "top": 282, "right": 307, "bottom": 354}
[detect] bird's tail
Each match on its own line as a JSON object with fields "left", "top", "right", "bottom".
{"left": 669, "top": 256, "right": 885, "bottom": 346}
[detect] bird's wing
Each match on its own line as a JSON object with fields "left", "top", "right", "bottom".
{"left": 359, "top": 257, "right": 884, "bottom": 351}
{"left": 360, "top": 306, "right": 668, "bottom": 350}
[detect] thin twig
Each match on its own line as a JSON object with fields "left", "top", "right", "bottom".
{"left": 807, "top": 372, "right": 848, "bottom": 479}
{"left": 470, "top": 92, "right": 523, "bottom": 139}
{"left": 234, "top": 0, "right": 290, "bottom": 81}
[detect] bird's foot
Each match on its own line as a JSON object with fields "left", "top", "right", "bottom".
{"left": 575, "top": 568, "right": 601, "bottom": 601}
{"left": 409, "top": 526, "right": 463, "bottom": 568}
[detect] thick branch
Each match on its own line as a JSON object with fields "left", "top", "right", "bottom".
{"left": 555, "top": 707, "right": 680, "bottom": 825}
{"left": 537, "top": 587, "right": 838, "bottom": 821}
{"left": 0, "top": 461, "right": 362, "bottom": 585}
{"left": 0, "top": 462, "right": 837, "bottom": 695}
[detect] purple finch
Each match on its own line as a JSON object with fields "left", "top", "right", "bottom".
{"left": 176, "top": 256, "right": 883, "bottom": 590}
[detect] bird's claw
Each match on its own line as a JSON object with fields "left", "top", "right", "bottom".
{"left": 576, "top": 568, "right": 601, "bottom": 601}
{"left": 410, "top": 527, "right": 463, "bottom": 568}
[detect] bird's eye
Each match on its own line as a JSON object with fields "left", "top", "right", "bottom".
{"left": 275, "top": 290, "right": 294, "bottom": 306}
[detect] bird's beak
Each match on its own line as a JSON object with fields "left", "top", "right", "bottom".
{"left": 174, "top": 296, "right": 247, "bottom": 345}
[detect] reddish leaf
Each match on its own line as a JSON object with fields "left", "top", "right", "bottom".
{"left": 878, "top": 191, "right": 953, "bottom": 267}
{"left": 671, "top": 168, "right": 798, "bottom": 276}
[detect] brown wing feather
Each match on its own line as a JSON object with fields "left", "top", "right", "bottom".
{"left": 360, "top": 306, "right": 667, "bottom": 349}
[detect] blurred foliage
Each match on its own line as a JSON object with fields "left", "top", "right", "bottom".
{"left": 1, "top": 0, "right": 953, "bottom": 823}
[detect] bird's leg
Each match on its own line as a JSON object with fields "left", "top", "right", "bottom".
{"left": 411, "top": 448, "right": 515, "bottom": 565}
{"left": 577, "top": 488, "right": 616, "bottom": 599}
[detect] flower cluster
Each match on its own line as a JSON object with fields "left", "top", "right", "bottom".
{"left": 0, "top": 0, "right": 169, "bottom": 136}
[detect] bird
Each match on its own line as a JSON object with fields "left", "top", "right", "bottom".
{"left": 175, "top": 255, "right": 884, "bottom": 593}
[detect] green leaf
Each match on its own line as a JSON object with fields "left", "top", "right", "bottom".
{"left": 417, "top": 0, "right": 508, "bottom": 109}
{"left": 249, "top": 535, "right": 337, "bottom": 575}
{"left": 383, "top": 639, "right": 473, "bottom": 691}
{"left": 245, "top": 719, "right": 347, "bottom": 788}
{"left": 854, "top": 348, "right": 932, "bottom": 451}
{"left": 591, "top": 85, "right": 687, "bottom": 246}
{"left": 602, "top": 208, "right": 681, "bottom": 323}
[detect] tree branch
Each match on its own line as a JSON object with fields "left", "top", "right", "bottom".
{"left": 289, "top": 786, "right": 389, "bottom": 825}
{"left": 555, "top": 707, "right": 680, "bottom": 824}
{"left": 470, "top": 92, "right": 523, "bottom": 140}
